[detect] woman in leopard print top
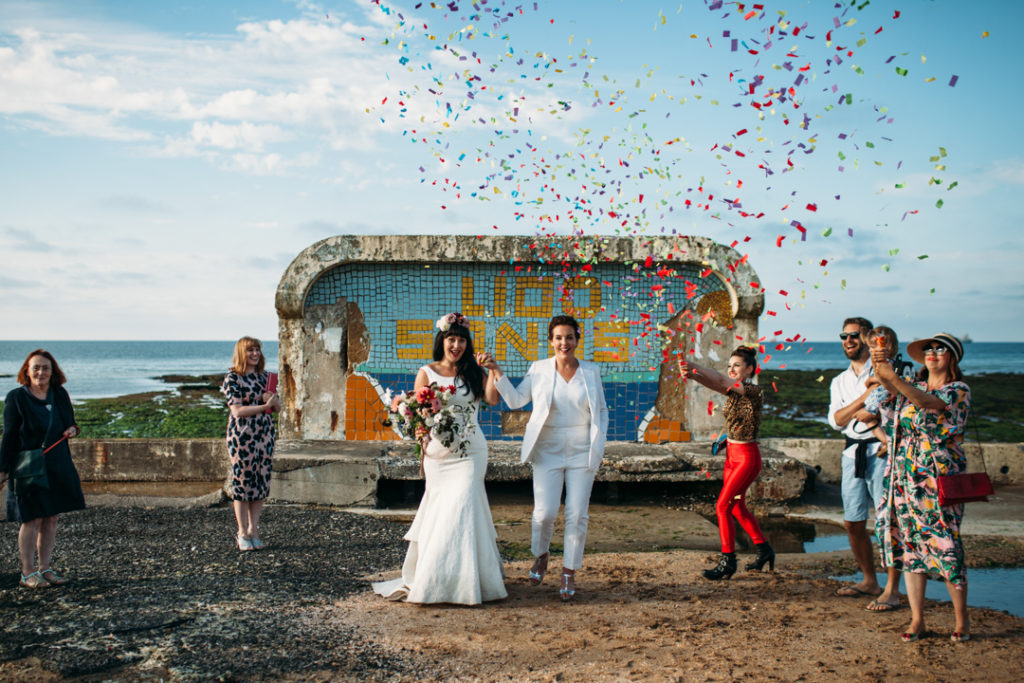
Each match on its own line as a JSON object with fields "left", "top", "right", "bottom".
{"left": 680, "top": 346, "right": 774, "bottom": 580}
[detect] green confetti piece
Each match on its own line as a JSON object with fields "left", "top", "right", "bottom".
{"left": 865, "top": 141, "right": 875, "bottom": 148}
{"left": 882, "top": 264, "right": 891, "bottom": 272}
{"left": 894, "top": 183, "right": 905, "bottom": 188}
{"left": 854, "top": 65, "right": 864, "bottom": 75}
{"left": 841, "top": 279, "right": 847, "bottom": 290}
{"left": 895, "top": 67, "right": 908, "bottom": 76}
{"left": 948, "top": 181, "right": 958, "bottom": 190}
{"left": 936, "top": 199, "right": 944, "bottom": 208}
{"left": 888, "top": 248, "right": 900, "bottom": 256}
{"left": 822, "top": 227, "right": 833, "bottom": 237}
{"left": 918, "top": 254, "right": 929, "bottom": 260}
{"left": 845, "top": 93, "right": 853, "bottom": 104}
{"left": 929, "top": 288, "right": 936, "bottom": 294}
{"left": 939, "top": 147, "right": 947, "bottom": 157}
{"left": 838, "top": 151, "right": 846, "bottom": 160}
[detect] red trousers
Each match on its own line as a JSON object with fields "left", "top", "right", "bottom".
{"left": 716, "top": 441, "right": 767, "bottom": 553}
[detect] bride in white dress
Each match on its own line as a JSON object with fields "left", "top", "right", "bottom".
{"left": 373, "top": 313, "right": 507, "bottom": 605}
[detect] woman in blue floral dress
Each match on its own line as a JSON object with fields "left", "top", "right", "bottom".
{"left": 871, "top": 332, "right": 971, "bottom": 643}
{"left": 222, "top": 337, "right": 281, "bottom": 551}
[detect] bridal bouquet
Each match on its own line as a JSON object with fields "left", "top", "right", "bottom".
{"left": 383, "top": 382, "right": 475, "bottom": 458}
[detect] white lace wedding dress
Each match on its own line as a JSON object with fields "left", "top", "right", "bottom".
{"left": 372, "top": 366, "right": 507, "bottom": 604}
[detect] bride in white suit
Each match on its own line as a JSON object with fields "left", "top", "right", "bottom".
{"left": 485, "top": 315, "right": 609, "bottom": 601}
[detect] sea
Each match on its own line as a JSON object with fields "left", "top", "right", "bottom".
{"left": 0, "top": 340, "right": 1020, "bottom": 400}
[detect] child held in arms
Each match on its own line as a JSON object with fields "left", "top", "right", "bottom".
{"left": 853, "top": 325, "right": 912, "bottom": 457}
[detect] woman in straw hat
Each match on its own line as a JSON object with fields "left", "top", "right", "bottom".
{"left": 870, "top": 333, "right": 972, "bottom": 643}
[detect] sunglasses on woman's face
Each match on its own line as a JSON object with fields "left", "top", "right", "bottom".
{"left": 839, "top": 332, "right": 861, "bottom": 341}
{"left": 923, "top": 345, "right": 949, "bottom": 356}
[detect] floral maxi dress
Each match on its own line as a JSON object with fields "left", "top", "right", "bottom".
{"left": 876, "top": 380, "right": 971, "bottom": 586}
{"left": 222, "top": 371, "right": 277, "bottom": 501}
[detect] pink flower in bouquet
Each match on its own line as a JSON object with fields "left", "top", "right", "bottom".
{"left": 430, "top": 397, "right": 442, "bottom": 412}
{"left": 415, "top": 385, "right": 435, "bottom": 402}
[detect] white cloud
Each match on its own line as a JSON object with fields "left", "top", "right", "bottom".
{"left": 189, "top": 121, "right": 289, "bottom": 151}
{"left": 988, "top": 159, "right": 1024, "bottom": 185}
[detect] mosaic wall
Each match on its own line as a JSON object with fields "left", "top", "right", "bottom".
{"left": 304, "top": 261, "right": 732, "bottom": 443}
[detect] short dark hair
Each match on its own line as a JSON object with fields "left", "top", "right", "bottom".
{"left": 548, "top": 315, "right": 581, "bottom": 340}
{"left": 17, "top": 349, "right": 67, "bottom": 387}
{"left": 843, "top": 317, "right": 873, "bottom": 332}
{"left": 731, "top": 345, "right": 758, "bottom": 371}
{"left": 432, "top": 323, "right": 484, "bottom": 399}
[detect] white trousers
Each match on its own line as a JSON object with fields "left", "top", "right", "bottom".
{"left": 531, "top": 423, "right": 596, "bottom": 570}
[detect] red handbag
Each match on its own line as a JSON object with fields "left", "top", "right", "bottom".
{"left": 937, "top": 472, "right": 994, "bottom": 507}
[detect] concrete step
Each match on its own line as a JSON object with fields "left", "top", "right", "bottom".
{"left": 268, "top": 440, "right": 810, "bottom": 507}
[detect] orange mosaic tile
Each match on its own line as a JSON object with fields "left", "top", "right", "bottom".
{"left": 345, "top": 375, "right": 400, "bottom": 441}
{"left": 642, "top": 417, "right": 691, "bottom": 444}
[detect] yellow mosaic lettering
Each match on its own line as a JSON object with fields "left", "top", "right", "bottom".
{"left": 495, "top": 322, "right": 541, "bottom": 362}
{"left": 592, "top": 320, "right": 630, "bottom": 362}
{"left": 461, "top": 277, "right": 486, "bottom": 317}
{"left": 560, "top": 276, "right": 602, "bottom": 318}
{"left": 514, "top": 276, "right": 553, "bottom": 318}
{"left": 396, "top": 320, "right": 434, "bottom": 359}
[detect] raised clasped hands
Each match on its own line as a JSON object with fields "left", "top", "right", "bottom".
{"left": 869, "top": 346, "right": 896, "bottom": 381}
{"left": 476, "top": 352, "right": 498, "bottom": 371}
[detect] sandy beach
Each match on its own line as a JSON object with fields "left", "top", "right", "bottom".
{"left": 1, "top": 489, "right": 1022, "bottom": 681}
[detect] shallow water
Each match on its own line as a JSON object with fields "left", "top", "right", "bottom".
{"left": 834, "top": 569, "right": 1024, "bottom": 618}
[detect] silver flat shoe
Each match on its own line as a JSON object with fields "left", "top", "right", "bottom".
{"left": 559, "top": 573, "right": 575, "bottom": 602}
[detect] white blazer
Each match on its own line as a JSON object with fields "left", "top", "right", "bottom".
{"left": 495, "top": 357, "right": 610, "bottom": 470}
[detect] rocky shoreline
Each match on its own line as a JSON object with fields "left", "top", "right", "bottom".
{"left": 0, "top": 506, "right": 415, "bottom": 681}
{"left": 2, "top": 496, "right": 1023, "bottom": 681}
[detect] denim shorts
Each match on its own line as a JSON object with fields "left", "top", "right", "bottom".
{"left": 840, "top": 447, "right": 886, "bottom": 522}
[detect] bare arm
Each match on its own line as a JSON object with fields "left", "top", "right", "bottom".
{"left": 413, "top": 367, "right": 430, "bottom": 391}
{"left": 831, "top": 387, "right": 875, "bottom": 428}
{"left": 477, "top": 354, "right": 500, "bottom": 406}
{"left": 229, "top": 391, "right": 280, "bottom": 419}
{"left": 678, "top": 359, "right": 735, "bottom": 396}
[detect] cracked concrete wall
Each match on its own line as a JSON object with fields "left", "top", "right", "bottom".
{"left": 276, "top": 235, "right": 763, "bottom": 442}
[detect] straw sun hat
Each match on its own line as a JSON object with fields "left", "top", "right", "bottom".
{"left": 906, "top": 332, "right": 964, "bottom": 365}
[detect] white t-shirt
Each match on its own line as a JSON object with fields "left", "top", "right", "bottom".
{"left": 828, "top": 359, "right": 882, "bottom": 459}
{"left": 546, "top": 371, "right": 591, "bottom": 428}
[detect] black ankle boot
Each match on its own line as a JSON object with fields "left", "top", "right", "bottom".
{"left": 702, "top": 553, "right": 737, "bottom": 581}
{"left": 745, "top": 542, "right": 776, "bottom": 572}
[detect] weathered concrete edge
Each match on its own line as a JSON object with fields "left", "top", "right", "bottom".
{"left": 69, "top": 438, "right": 1024, "bottom": 486}
{"left": 762, "top": 438, "right": 1023, "bottom": 486}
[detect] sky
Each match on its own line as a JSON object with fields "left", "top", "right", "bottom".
{"left": 1, "top": 0, "right": 1022, "bottom": 342}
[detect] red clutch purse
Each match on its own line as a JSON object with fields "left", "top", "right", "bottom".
{"left": 937, "top": 472, "right": 994, "bottom": 507}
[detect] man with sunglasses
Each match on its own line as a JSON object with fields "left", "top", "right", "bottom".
{"left": 827, "top": 317, "right": 901, "bottom": 610}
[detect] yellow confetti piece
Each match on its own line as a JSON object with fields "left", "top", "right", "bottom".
{"left": 982, "top": 31, "right": 989, "bottom": 38}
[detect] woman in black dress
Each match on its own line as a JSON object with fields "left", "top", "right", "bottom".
{"left": 0, "top": 349, "right": 84, "bottom": 588}
{"left": 221, "top": 337, "right": 280, "bottom": 551}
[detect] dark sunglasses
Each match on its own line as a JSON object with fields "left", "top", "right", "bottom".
{"left": 922, "top": 345, "right": 949, "bottom": 356}
{"left": 839, "top": 332, "right": 861, "bottom": 341}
